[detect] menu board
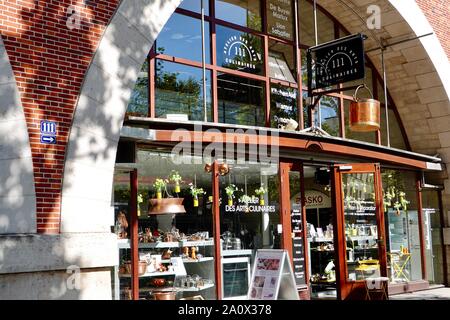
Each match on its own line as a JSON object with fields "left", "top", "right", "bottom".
{"left": 267, "top": 0, "right": 294, "bottom": 40}
{"left": 248, "top": 250, "right": 299, "bottom": 300}
{"left": 291, "top": 203, "right": 306, "bottom": 287}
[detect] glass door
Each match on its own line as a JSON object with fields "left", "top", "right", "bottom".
{"left": 333, "top": 163, "right": 387, "bottom": 300}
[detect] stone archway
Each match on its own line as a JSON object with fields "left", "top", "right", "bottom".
{"left": 61, "top": 0, "right": 450, "bottom": 242}
{"left": 0, "top": 35, "right": 36, "bottom": 234}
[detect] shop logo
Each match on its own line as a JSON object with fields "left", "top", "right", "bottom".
{"left": 223, "top": 35, "right": 260, "bottom": 70}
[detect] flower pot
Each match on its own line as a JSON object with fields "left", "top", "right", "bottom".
{"left": 156, "top": 191, "right": 162, "bottom": 199}
{"left": 174, "top": 183, "right": 181, "bottom": 193}
{"left": 193, "top": 197, "right": 199, "bottom": 207}
{"left": 259, "top": 196, "right": 265, "bottom": 206}
{"left": 228, "top": 198, "right": 233, "bottom": 206}
{"left": 149, "top": 198, "right": 186, "bottom": 215}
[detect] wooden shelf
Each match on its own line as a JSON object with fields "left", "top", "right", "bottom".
{"left": 160, "top": 257, "right": 214, "bottom": 264}
{"left": 118, "top": 239, "right": 214, "bottom": 249}
{"left": 119, "top": 271, "right": 176, "bottom": 278}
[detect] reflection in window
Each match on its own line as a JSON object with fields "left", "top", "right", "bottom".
{"left": 266, "top": 0, "right": 294, "bottom": 40}
{"left": 344, "top": 100, "right": 376, "bottom": 144}
{"left": 126, "top": 61, "right": 149, "bottom": 117}
{"left": 298, "top": 0, "right": 335, "bottom": 46}
{"left": 215, "top": 0, "right": 262, "bottom": 30}
{"left": 382, "top": 169, "right": 423, "bottom": 283}
{"left": 216, "top": 25, "right": 264, "bottom": 75}
{"left": 270, "top": 85, "right": 298, "bottom": 130}
{"left": 316, "top": 96, "right": 339, "bottom": 137}
{"left": 269, "top": 40, "right": 296, "bottom": 83}
{"left": 178, "top": 0, "right": 209, "bottom": 15}
{"left": 155, "top": 60, "right": 212, "bottom": 121}
{"left": 218, "top": 74, "right": 265, "bottom": 126}
{"left": 156, "top": 13, "right": 210, "bottom": 63}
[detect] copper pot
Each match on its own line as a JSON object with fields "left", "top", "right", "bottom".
{"left": 218, "top": 163, "right": 230, "bottom": 175}
{"left": 122, "top": 261, "right": 147, "bottom": 275}
{"left": 149, "top": 197, "right": 186, "bottom": 215}
{"left": 152, "top": 291, "right": 176, "bottom": 300}
{"left": 204, "top": 163, "right": 212, "bottom": 173}
{"left": 349, "top": 85, "right": 380, "bottom": 132}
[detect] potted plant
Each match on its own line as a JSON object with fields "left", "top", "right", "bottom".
{"left": 225, "top": 184, "right": 237, "bottom": 206}
{"left": 169, "top": 170, "right": 183, "bottom": 193}
{"left": 153, "top": 178, "right": 168, "bottom": 199}
{"left": 254, "top": 186, "right": 267, "bottom": 205}
{"left": 189, "top": 183, "right": 205, "bottom": 207}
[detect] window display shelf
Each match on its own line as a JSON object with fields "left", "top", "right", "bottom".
{"left": 160, "top": 257, "right": 214, "bottom": 264}
{"left": 119, "top": 271, "right": 176, "bottom": 278}
{"left": 308, "top": 237, "right": 334, "bottom": 242}
{"left": 178, "top": 283, "right": 215, "bottom": 292}
{"left": 347, "top": 235, "right": 377, "bottom": 242}
{"left": 118, "top": 239, "right": 214, "bottom": 249}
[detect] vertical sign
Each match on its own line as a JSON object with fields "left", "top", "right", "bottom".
{"left": 266, "top": 0, "right": 294, "bottom": 40}
{"left": 291, "top": 203, "right": 306, "bottom": 286}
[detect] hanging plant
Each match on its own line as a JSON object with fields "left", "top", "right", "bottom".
{"left": 399, "top": 191, "right": 410, "bottom": 211}
{"left": 169, "top": 170, "right": 183, "bottom": 193}
{"left": 225, "top": 184, "right": 238, "bottom": 206}
{"left": 254, "top": 186, "right": 267, "bottom": 205}
{"left": 189, "top": 183, "right": 205, "bottom": 207}
{"left": 137, "top": 193, "right": 144, "bottom": 217}
{"left": 153, "top": 178, "right": 168, "bottom": 199}
{"left": 393, "top": 201, "right": 402, "bottom": 216}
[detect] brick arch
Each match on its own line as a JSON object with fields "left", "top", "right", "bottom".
{"left": 61, "top": 0, "right": 450, "bottom": 232}
{"left": 0, "top": 35, "right": 36, "bottom": 234}
{"left": 60, "top": 0, "right": 182, "bottom": 232}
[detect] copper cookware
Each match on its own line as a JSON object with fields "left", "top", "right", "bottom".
{"left": 349, "top": 84, "right": 380, "bottom": 132}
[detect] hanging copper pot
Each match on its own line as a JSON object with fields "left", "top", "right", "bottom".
{"left": 349, "top": 84, "right": 380, "bottom": 132}
{"left": 218, "top": 163, "right": 230, "bottom": 176}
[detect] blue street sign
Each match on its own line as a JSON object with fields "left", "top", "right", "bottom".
{"left": 40, "top": 120, "right": 57, "bottom": 135}
{"left": 40, "top": 135, "right": 56, "bottom": 144}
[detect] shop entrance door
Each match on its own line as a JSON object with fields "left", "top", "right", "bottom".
{"left": 333, "top": 163, "right": 388, "bottom": 300}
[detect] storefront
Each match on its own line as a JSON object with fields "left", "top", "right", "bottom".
{"left": 110, "top": 0, "right": 446, "bottom": 300}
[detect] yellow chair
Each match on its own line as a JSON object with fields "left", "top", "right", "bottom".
{"left": 355, "top": 259, "right": 380, "bottom": 280}
{"left": 388, "top": 252, "right": 411, "bottom": 282}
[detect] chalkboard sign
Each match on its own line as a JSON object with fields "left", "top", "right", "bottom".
{"left": 291, "top": 203, "right": 306, "bottom": 287}
{"left": 307, "top": 33, "right": 365, "bottom": 91}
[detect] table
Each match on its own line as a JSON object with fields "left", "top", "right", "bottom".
{"left": 364, "top": 277, "right": 389, "bottom": 300}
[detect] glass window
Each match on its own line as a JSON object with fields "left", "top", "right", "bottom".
{"left": 215, "top": 0, "right": 262, "bottom": 31}
{"left": 342, "top": 172, "right": 379, "bottom": 281}
{"left": 382, "top": 169, "right": 423, "bottom": 283}
{"left": 266, "top": 0, "right": 294, "bottom": 40}
{"left": 344, "top": 99, "right": 376, "bottom": 144}
{"left": 270, "top": 84, "right": 298, "bottom": 130}
{"left": 179, "top": 0, "right": 210, "bottom": 15}
{"left": 269, "top": 40, "right": 296, "bottom": 83}
{"left": 300, "top": 49, "right": 308, "bottom": 88}
{"left": 219, "top": 161, "right": 280, "bottom": 299}
{"left": 298, "top": 0, "right": 335, "bottom": 46}
{"left": 156, "top": 13, "right": 211, "bottom": 63}
{"left": 126, "top": 61, "right": 149, "bottom": 117}
{"left": 302, "top": 90, "right": 309, "bottom": 129}
{"left": 316, "top": 96, "right": 340, "bottom": 137}
{"left": 155, "top": 60, "right": 212, "bottom": 121}
{"left": 216, "top": 25, "right": 264, "bottom": 75}
{"left": 218, "top": 74, "right": 265, "bottom": 127}
{"left": 380, "top": 108, "right": 407, "bottom": 150}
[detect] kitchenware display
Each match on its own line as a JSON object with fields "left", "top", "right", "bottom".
{"left": 349, "top": 84, "right": 380, "bottom": 132}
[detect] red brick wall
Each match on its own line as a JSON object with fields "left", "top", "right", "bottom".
{"left": 416, "top": 0, "right": 450, "bottom": 59}
{"left": 0, "top": 0, "right": 120, "bottom": 233}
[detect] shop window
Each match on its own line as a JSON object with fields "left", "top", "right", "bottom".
{"left": 268, "top": 40, "right": 296, "bottom": 83}
{"left": 126, "top": 61, "right": 149, "bottom": 117}
{"left": 216, "top": 25, "right": 264, "bottom": 75}
{"left": 381, "top": 169, "right": 423, "bottom": 283}
{"left": 156, "top": 13, "right": 211, "bottom": 63}
{"left": 178, "top": 0, "right": 210, "bottom": 15}
{"left": 315, "top": 96, "right": 340, "bottom": 137}
{"left": 298, "top": 0, "right": 335, "bottom": 46}
{"left": 266, "top": 0, "right": 294, "bottom": 40}
{"left": 217, "top": 74, "right": 265, "bottom": 126}
{"left": 219, "top": 161, "right": 280, "bottom": 299}
{"left": 270, "top": 84, "right": 298, "bottom": 130}
{"left": 300, "top": 49, "right": 308, "bottom": 88}
{"left": 343, "top": 99, "right": 376, "bottom": 144}
{"left": 215, "top": 0, "right": 262, "bottom": 31}
{"left": 155, "top": 60, "right": 212, "bottom": 121}
{"left": 380, "top": 108, "right": 407, "bottom": 150}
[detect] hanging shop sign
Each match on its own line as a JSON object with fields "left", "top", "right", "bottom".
{"left": 266, "top": 0, "right": 294, "bottom": 40}
{"left": 307, "top": 33, "right": 365, "bottom": 91}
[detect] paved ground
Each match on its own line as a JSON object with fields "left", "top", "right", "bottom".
{"left": 390, "top": 287, "right": 450, "bottom": 300}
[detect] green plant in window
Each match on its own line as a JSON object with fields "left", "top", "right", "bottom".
{"left": 255, "top": 186, "right": 267, "bottom": 205}
{"left": 153, "top": 178, "right": 168, "bottom": 199}
{"left": 225, "top": 184, "right": 238, "bottom": 206}
{"left": 169, "top": 170, "right": 183, "bottom": 193}
{"left": 189, "top": 183, "right": 205, "bottom": 207}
